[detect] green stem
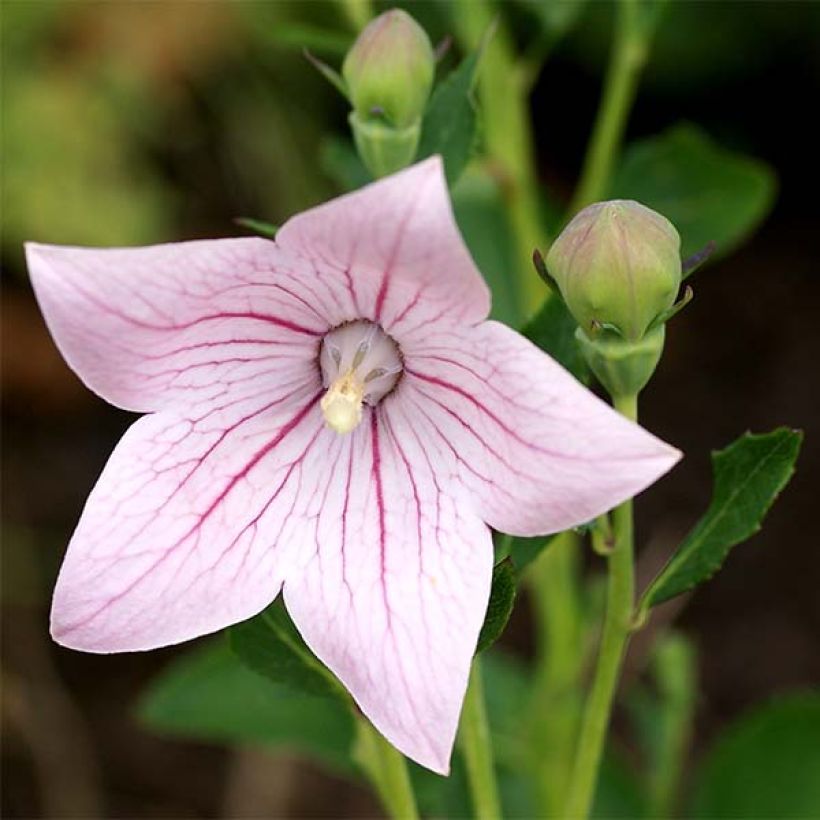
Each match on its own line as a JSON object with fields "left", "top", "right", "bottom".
{"left": 529, "top": 533, "right": 585, "bottom": 816}
{"left": 451, "top": 0, "right": 548, "bottom": 318}
{"left": 570, "top": 0, "right": 650, "bottom": 213}
{"left": 564, "top": 392, "right": 638, "bottom": 819}
{"left": 645, "top": 634, "right": 696, "bottom": 818}
{"left": 354, "top": 718, "right": 419, "bottom": 820}
{"left": 459, "top": 658, "right": 502, "bottom": 820}
{"left": 338, "top": 0, "right": 373, "bottom": 31}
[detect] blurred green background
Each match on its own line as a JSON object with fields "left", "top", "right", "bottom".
{"left": 2, "top": 1, "right": 819, "bottom": 817}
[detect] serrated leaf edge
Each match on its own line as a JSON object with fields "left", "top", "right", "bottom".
{"left": 640, "top": 428, "right": 802, "bottom": 610}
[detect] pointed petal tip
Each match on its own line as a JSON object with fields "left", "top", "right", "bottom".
{"left": 371, "top": 719, "right": 452, "bottom": 775}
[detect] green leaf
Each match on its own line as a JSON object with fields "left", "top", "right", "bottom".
{"left": 417, "top": 36, "right": 488, "bottom": 185}
{"left": 508, "top": 533, "right": 558, "bottom": 572}
{"left": 477, "top": 559, "right": 517, "bottom": 652}
{"left": 229, "top": 600, "right": 348, "bottom": 701}
{"left": 138, "top": 640, "right": 356, "bottom": 773}
{"left": 452, "top": 169, "right": 521, "bottom": 327}
{"left": 690, "top": 693, "right": 820, "bottom": 818}
{"left": 641, "top": 428, "right": 802, "bottom": 609}
{"left": 610, "top": 123, "right": 776, "bottom": 258}
{"left": 591, "top": 753, "right": 646, "bottom": 819}
{"left": 521, "top": 296, "right": 589, "bottom": 383}
{"left": 234, "top": 216, "right": 279, "bottom": 239}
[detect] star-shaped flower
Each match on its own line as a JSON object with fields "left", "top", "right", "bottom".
{"left": 26, "top": 157, "right": 679, "bottom": 773}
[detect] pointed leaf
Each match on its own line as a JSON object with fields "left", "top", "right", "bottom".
{"left": 477, "top": 558, "right": 517, "bottom": 652}
{"left": 641, "top": 428, "right": 802, "bottom": 609}
{"left": 303, "top": 49, "right": 348, "bottom": 98}
{"left": 229, "top": 600, "right": 348, "bottom": 701}
{"left": 417, "top": 36, "right": 488, "bottom": 184}
{"left": 610, "top": 123, "right": 776, "bottom": 258}
{"left": 138, "top": 640, "right": 356, "bottom": 772}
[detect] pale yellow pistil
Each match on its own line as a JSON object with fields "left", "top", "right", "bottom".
{"left": 320, "top": 369, "right": 366, "bottom": 434}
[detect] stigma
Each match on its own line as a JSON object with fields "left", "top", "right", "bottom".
{"left": 319, "top": 320, "right": 402, "bottom": 435}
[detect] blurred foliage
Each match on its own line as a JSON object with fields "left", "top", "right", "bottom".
{"left": 2, "top": 0, "right": 347, "bottom": 266}
{"left": 610, "top": 124, "right": 776, "bottom": 259}
{"left": 140, "top": 636, "right": 646, "bottom": 817}
{"left": 690, "top": 693, "right": 820, "bottom": 818}
{"left": 138, "top": 638, "right": 357, "bottom": 774}
{"left": 559, "top": 1, "right": 820, "bottom": 95}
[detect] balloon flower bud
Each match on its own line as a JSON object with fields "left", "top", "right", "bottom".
{"left": 343, "top": 9, "right": 435, "bottom": 178}
{"left": 546, "top": 200, "right": 682, "bottom": 343}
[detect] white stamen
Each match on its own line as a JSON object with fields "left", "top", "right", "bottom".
{"left": 319, "top": 320, "right": 402, "bottom": 434}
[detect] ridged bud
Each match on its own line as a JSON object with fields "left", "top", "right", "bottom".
{"left": 342, "top": 10, "right": 434, "bottom": 177}
{"left": 547, "top": 200, "right": 682, "bottom": 342}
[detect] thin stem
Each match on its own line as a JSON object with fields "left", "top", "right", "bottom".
{"left": 459, "top": 658, "right": 502, "bottom": 820}
{"left": 354, "top": 718, "right": 419, "bottom": 820}
{"left": 564, "top": 392, "right": 638, "bottom": 819}
{"left": 570, "top": 0, "right": 649, "bottom": 213}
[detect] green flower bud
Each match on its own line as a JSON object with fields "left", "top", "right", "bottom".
{"left": 546, "top": 200, "right": 682, "bottom": 342}
{"left": 342, "top": 10, "right": 434, "bottom": 178}
{"left": 343, "top": 10, "right": 435, "bottom": 130}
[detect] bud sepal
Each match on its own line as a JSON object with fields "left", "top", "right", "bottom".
{"left": 349, "top": 113, "right": 422, "bottom": 179}
{"left": 575, "top": 325, "right": 665, "bottom": 399}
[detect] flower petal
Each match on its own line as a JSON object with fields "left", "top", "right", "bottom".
{"left": 276, "top": 156, "right": 491, "bottom": 332}
{"left": 283, "top": 399, "right": 493, "bottom": 774}
{"left": 26, "top": 239, "right": 332, "bottom": 413}
{"left": 404, "top": 320, "right": 681, "bottom": 536}
{"left": 50, "top": 377, "right": 336, "bottom": 652}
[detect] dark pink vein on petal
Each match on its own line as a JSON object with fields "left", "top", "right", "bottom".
{"left": 60, "top": 273, "right": 322, "bottom": 336}
{"left": 408, "top": 367, "right": 626, "bottom": 463}
{"left": 370, "top": 410, "right": 392, "bottom": 629}
{"left": 58, "top": 392, "right": 323, "bottom": 638}
{"left": 373, "top": 184, "right": 427, "bottom": 322}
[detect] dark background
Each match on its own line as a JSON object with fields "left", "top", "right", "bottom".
{"left": 3, "top": 2, "right": 818, "bottom": 816}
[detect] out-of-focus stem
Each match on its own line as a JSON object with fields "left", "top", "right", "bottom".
{"left": 564, "top": 392, "right": 638, "bottom": 819}
{"left": 339, "top": 0, "right": 373, "bottom": 32}
{"left": 354, "top": 718, "right": 419, "bottom": 820}
{"left": 646, "top": 634, "right": 697, "bottom": 818}
{"left": 570, "top": 0, "right": 651, "bottom": 213}
{"left": 451, "top": 0, "right": 548, "bottom": 318}
{"left": 529, "top": 532, "right": 585, "bottom": 816}
{"left": 459, "top": 658, "right": 502, "bottom": 820}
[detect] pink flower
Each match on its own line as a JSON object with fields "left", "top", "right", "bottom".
{"left": 26, "top": 157, "right": 679, "bottom": 773}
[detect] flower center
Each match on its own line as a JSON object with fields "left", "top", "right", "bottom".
{"left": 319, "top": 320, "right": 402, "bottom": 434}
